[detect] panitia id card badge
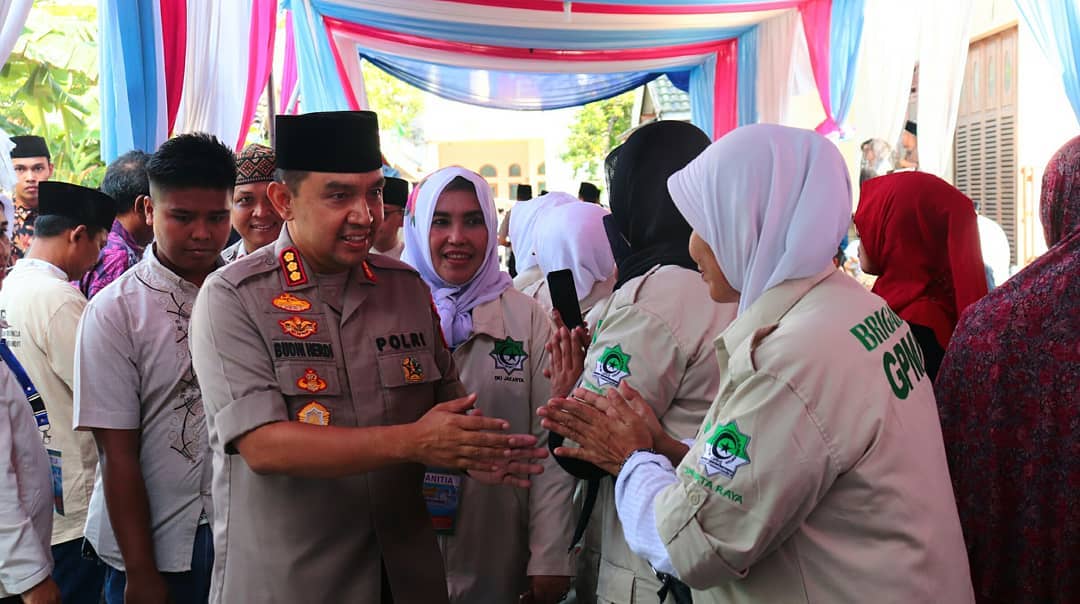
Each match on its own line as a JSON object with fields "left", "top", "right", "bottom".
{"left": 423, "top": 469, "right": 462, "bottom": 535}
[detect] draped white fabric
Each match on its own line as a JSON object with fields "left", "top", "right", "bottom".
{"left": 0, "top": 0, "right": 32, "bottom": 70}
{"left": 848, "top": 0, "right": 920, "bottom": 147}
{"left": 173, "top": 1, "right": 251, "bottom": 146}
{"left": 755, "top": 9, "right": 799, "bottom": 125}
{"left": 915, "top": 0, "right": 975, "bottom": 178}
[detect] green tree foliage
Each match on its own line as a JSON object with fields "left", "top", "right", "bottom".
{"left": 0, "top": 1, "right": 103, "bottom": 186}
{"left": 361, "top": 60, "right": 424, "bottom": 144}
{"left": 561, "top": 91, "right": 636, "bottom": 183}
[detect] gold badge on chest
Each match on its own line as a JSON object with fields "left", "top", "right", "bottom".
{"left": 279, "top": 316, "right": 318, "bottom": 339}
{"left": 297, "top": 401, "right": 330, "bottom": 426}
{"left": 296, "top": 368, "right": 328, "bottom": 393}
{"left": 402, "top": 356, "right": 425, "bottom": 384}
{"left": 272, "top": 292, "right": 312, "bottom": 312}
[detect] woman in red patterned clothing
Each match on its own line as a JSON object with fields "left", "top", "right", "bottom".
{"left": 934, "top": 135, "right": 1080, "bottom": 603}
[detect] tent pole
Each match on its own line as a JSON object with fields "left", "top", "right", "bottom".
{"left": 267, "top": 71, "right": 277, "bottom": 147}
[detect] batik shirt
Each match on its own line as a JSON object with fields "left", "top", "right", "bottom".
{"left": 74, "top": 246, "right": 218, "bottom": 572}
{"left": 11, "top": 204, "right": 36, "bottom": 263}
{"left": 79, "top": 220, "right": 145, "bottom": 299}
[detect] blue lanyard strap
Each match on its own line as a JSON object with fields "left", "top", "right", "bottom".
{"left": 0, "top": 339, "right": 51, "bottom": 434}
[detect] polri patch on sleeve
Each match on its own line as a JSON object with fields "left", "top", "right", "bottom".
{"left": 279, "top": 247, "right": 308, "bottom": 286}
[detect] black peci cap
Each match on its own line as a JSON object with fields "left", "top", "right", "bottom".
{"left": 383, "top": 177, "right": 409, "bottom": 207}
{"left": 11, "top": 135, "right": 50, "bottom": 160}
{"left": 275, "top": 111, "right": 382, "bottom": 173}
{"left": 38, "top": 182, "right": 117, "bottom": 232}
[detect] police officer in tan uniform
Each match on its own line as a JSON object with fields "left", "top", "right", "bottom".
{"left": 541, "top": 125, "right": 974, "bottom": 604}
{"left": 190, "top": 111, "right": 547, "bottom": 604}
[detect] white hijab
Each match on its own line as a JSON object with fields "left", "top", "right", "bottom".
{"left": 667, "top": 124, "right": 851, "bottom": 315}
{"left": 401, "top": 166, "right": 513, "bottom": 348}
{"left": 508, "top": 191, "right": 577, "bottom": 274}
{"left": 533, "top": 201, "right": 615, "bottom": 301}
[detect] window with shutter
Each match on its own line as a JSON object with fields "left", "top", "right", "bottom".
{"left": 954, "top": 26, "right": 1019, "bottom": 265}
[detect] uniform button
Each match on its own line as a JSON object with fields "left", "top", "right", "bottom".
{"left": 689, "top": 491, "right": 704, "bottom": 507}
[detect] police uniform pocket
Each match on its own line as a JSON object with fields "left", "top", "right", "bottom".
{"left": 375, "top": 350, "right": 443, "bottom": 424}
{"left": 273, "top": 361, "right": 352, "bottom": 427}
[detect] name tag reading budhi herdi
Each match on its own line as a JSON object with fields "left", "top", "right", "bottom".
{"left": 423, "top": 469, "right": 461, "bottom": 535}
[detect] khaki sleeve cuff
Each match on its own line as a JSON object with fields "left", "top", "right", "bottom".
{"left": 655, "top": 480, "right": 747, "bottom": 589}
{"left": 214, "top": 389, "right": 289, "bottom": 454}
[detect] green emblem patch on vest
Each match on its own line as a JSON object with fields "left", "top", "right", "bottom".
{"left": 490, "top": 337, "right": 529, "bottom": 376}
{"left": 700, "top": 420, "right": 751, "bottom": 479}
{"left": 593, "top": 344, "right": 631, "bottom": 387}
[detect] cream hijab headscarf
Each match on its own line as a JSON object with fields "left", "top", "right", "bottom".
{"left": 667, "top": 124, "right": 852, "bottom": 315}
{"left": 401, "top": 166, "right": 513, "bottom": 348}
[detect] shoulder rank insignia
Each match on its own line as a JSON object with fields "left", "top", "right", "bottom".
{"left": 362, "top": 261, "right": 377, "bottom": 283}
{"left": 279, "top": 316, "right": 318, "bottom": 339}
{"left": 297, "top": 368, "right": 328, "bottom": 393}
{"left": 280, "top": 247, "right": 308, "bottom": 286}
{"left": 402, "top": 355, "right": 425, "bottom": 383}
{"left": 297, "top": 401, "right": 330, "bottom": 426}
{"left": 272, "top": 292, "right": 312, "bottom": 313}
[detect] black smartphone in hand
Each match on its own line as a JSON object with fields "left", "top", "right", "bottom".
{"left": 546, "top": 269, "right": 584, "bottom": 330}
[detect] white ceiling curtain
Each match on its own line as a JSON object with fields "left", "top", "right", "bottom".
{"left": 754, "top": 9, "right": 799, "bottom": 125}
{"left": 848, "top": 0, "right": 920, "bottom": 148}
{"left": 173, "top": 1, "right": 252, "bottom": 146}
{"left": 916, "top": 0, "right": 975, "bottom": 179}
{"left": 0, "top": 0, "right": 32, "bottom": 68}
{"left": 0, "top": 0, "right": 32, "bottom": 193}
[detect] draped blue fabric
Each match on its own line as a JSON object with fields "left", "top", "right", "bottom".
{"left": 1015, "top": 0, "right": 1080, "bottom": 123}
{"left": 360, "top": 50, "right": 663, "bottom": 111}
{"left": 287, "top": 0, "right": 352, "bottom": 112}
{"left": 98, "top": 0, "right": 160, "bottom": 162}
{"left": 689, "top": 53, "right": 718, "bottom": 136}
{"left": 666, "top": 71, "right": 692, "bottom": 92}
{"left": 737, "top": 26, "right": 759, "bottom": 126}
{"left": 828, "top": 0, "right": 865, "bottom": 130}
{"left": 311, "top": 0, "right": 750, "bottom": 49}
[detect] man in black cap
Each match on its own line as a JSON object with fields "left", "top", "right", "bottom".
{"left": 9, "top": 135, "right": 54, "bottom": 262}
{"left": 189, "top": 111, "right": 547, "bottom": 604}
{"left": 370, "top": 176, "right": 408, "bottom": 260}
{"left": 578, "top": 182, "right": 601, "bottom": 204}
{"left": 0, "top": 181, "right": 116, "bottom": 604}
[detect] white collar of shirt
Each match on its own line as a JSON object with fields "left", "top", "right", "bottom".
{"left": 14, "top": 257, "right": 67, "bottom": 281}
{"left": 143, "top": 244, "right": 222, "bottom": 292}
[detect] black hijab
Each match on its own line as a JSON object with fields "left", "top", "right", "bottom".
{"left": 606, "top": 120, "right": 711, "bottom": 290}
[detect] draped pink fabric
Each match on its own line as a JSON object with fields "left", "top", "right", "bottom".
{"left": 160, "top": 0, "right": 187, "bottom": 136}
{"left": 237, "top": 0, "right": 277, "bottom": 150}
{"left": 280, "top": 10, "right": 299, "bottom": 115}
{"left": 799, "top": 0, "right": 838, "bottom": 135}
{"left": 713, "top": 39, "right": 739, "bottom": 138}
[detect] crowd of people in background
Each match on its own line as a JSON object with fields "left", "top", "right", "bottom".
{"left": 0, "top": 111, "right": 1075, "bottom": 604}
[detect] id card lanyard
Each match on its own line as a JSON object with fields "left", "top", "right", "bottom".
{"left": 0, "top": 339, "right": 51, "bottom": 444}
